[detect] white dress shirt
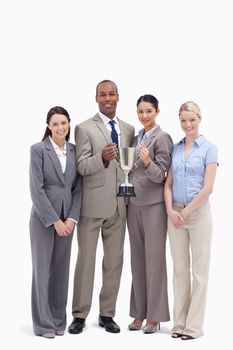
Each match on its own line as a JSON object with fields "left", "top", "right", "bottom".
{"left": 49, "top": 137, "right": 67, "bottom": 174}
{"left": 49, "top": 137, "right": 77, "bottom": 224}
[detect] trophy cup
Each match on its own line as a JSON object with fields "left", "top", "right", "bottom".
{"left": 117, "top": 147, "right": 136, "bottom": 197}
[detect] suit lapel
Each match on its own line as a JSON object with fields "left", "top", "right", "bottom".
{"left": 93, "top": 113, "right": 112, "bottom": 144}
{"left": 44, "top": 138, "right": 65, "bottom": 185}
{"left": 118, "top": 118, "right": 126, "bottom": 147}
{"left": 64, "top": 142, "right": 75, "bottom": 181}
{"left": 134, "top": 126, "right": 162, "bottom": 164}
{"left": 93, "top": 114, "right": 127, "bottom": 147}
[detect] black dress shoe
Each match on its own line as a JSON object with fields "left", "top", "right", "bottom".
{"left": 68, "top": 317, "right": 86, "bottom": 334}
{"left": 98, "top": 315, "right": 120, "bottom": 333}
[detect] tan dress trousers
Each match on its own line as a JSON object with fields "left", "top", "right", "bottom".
{"left": 168, "top": 201, "right": 212, "bottom": 338}
{"left": 72, "top": 209, "right": 126, "bottom": 318}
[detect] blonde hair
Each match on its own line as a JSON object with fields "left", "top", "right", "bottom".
{"left": 179, "top": 101, "right": 202, "bottom": 118}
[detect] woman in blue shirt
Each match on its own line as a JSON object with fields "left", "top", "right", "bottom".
{"left": 164, "top": 101, "right": 218, "bottom": 340}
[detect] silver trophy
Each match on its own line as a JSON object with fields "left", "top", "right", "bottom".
{"left": 117, "top": 147, "right": 136, "bottom": 197}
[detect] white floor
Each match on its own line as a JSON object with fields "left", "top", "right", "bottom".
{"left": 3, "top": 217, "right": 232, "bottom": 350}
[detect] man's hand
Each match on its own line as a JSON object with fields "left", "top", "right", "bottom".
{"left": 102, "top": 143, "right": 117, "bottom": 161}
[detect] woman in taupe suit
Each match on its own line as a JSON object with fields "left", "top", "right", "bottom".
{"left": 29, "top": 106, "right": 82, "bottom": 338}
{"left": 127, "top": 95, "right": 173, "bottom": 333}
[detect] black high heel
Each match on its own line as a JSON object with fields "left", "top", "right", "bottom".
{"left": 181, "top": 334, "right": 194, "bottom": 340}
{"left": 171, "top": 332, "right": 182, "bottom": 338}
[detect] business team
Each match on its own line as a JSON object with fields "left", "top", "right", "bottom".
{"left": 29, "top": 83, "right": 218, "bottom": 340}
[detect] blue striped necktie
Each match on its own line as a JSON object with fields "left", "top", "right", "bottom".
{"left": 109, "top": 120, "right": 119, "bottom": 148}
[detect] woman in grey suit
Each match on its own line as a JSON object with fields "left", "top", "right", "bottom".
{"left": 29, "top": 106, "right": 82, "bottom": 338}
{"left": 127, "top": 95, "right": 173, "bottom": 333}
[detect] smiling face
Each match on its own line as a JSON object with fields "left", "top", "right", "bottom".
{"left": 179, "top": 110, "right": 201, "bottom": 138}
{"left": 137, "top": 101, "right": 159, "bottom": 132}
{"left": 48, "top": 113, "right": 70, "bottom": 145}
{"left": 96, "top": 82, "right": 119, "bottom": 119}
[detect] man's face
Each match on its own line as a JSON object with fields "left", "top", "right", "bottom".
{"left": 96, "top": 82, "right": 119, "bottom": 118}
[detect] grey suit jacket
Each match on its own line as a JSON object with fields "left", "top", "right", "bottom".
{"left": 29, "top": 137, "right": 82, "bottom": 227}
{"left": 130, "top": 126, "right": 173, "bottom": 206}
{"left": 75, "top": 113, "right": 135, "bottom": 218}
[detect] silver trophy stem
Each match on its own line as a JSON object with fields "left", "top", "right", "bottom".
{"left": 117, "top": 147, "right": 136, "bottom": 197}
{"left": 124, "top": 170, "right": 130, "bottom": 186}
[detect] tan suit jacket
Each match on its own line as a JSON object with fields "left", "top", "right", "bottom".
{"left": 75, "top": 113, "right": 135, "bottom": 218}
{"left": 130, "top": 126, "right": 173, "bottom": 206}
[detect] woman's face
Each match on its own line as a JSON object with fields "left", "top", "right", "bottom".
{"left": 48, "top": 113, "right": 70, "bottom": 144}
{"left": 179, "top": 110, "right": 201, "bottom": 138}
{"left": 137, "top": 101, "right": 159, "bottom": 132}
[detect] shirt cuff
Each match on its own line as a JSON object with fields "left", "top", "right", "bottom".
{"left": 67, "top": 217, "right": 78, "bottom": 225}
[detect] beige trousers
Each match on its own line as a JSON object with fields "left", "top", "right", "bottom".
{"left": 72, "top": 209, "right": 126, "bottom": 318}
{"left": 168, "top": 201, "right": 212, "bottom": 338}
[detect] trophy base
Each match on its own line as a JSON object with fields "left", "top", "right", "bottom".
{"left": 117, "top": 185, "right": 136, "bottom": 197}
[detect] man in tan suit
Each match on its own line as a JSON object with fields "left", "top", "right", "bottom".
{"left": 68, "top": 80, "right": 134, "bottom": 334}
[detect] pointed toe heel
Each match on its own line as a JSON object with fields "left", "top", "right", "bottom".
{"left": 143, "top": 322, "right": 160, "bottom": 334}
{"left": 128, "top": 321, "right": 142, "bottom": 331}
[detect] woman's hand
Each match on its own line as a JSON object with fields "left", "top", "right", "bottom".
{"left": 64, "top": 219, "right": 76, "bottom": 235}
{"left": 139, "top": 144, "right": 151, "bottom": 167}
{"left": 54, "top": 220, "right": 69, "bottom": 237}
{"left": 168, "top": 210, "right": 185, "bottom": 229}
{"left": 180, "top": 207, "right": 189, "bottom": 220}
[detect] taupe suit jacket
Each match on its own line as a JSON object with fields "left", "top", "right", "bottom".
{"left": 30, "top": 137, "right": 82, "bottom": 227}
{"left": 75, "top": 113, "right": 134, "bottom": 218}
{"left": 130, "top": 126, "right": 173, "bottom": 206}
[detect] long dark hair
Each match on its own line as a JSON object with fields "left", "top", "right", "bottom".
{"left": 42, "top": 106, "right": 71, "bottom": 141}
{"left": 136, "top": 94, "right": 159, "bottom": 110}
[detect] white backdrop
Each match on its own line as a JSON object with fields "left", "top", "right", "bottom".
{"left": 1, "top": 1, "right": 232, "bottom": 349}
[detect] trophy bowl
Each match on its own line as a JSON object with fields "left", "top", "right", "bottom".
{"left": 117, "top": 147, "right": 136, "bottom": 197}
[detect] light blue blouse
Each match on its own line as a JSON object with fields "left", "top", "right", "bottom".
{"left": 171, "top": 135, "right": 218, "bottom": 204}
